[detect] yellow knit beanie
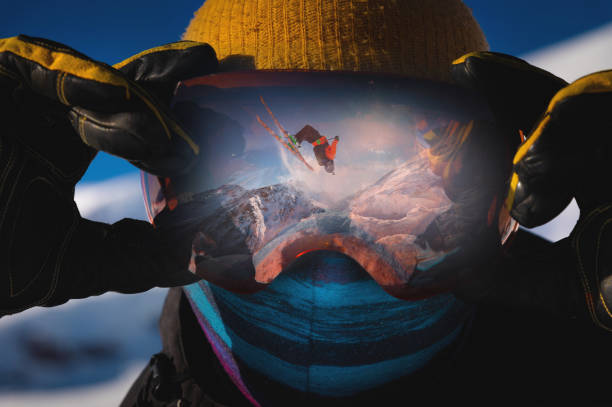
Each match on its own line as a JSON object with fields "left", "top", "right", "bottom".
{"left": 183, "top": 0, "right": 488, "bottom": 83}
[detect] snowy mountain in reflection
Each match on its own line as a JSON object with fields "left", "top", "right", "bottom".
{"left": 189, "top": 153, "right": 453, "bottom": 289}
{"left": 346, "top": 154, "right": 452, "bottom": 238}
{"left": 190, "top": 183, "right": 326, "bottom": 256}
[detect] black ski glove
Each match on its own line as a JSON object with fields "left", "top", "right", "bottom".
{"left": 451, "top": 52, "right": 612, "bottom": 329}
{"left": 0, "top": 35, "right": 217, "bottom": 315}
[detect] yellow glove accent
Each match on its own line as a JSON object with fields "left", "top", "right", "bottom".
{"left": 0, "top": 36, "right": 199, "bottom": 155}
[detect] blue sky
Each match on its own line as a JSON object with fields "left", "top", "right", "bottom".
{"left": 1, "top": 0, "right": 611, "bottom": 183}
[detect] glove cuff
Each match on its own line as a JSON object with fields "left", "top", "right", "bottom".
{"left": 571, "top": 204, "right": 612, "bottom": 331}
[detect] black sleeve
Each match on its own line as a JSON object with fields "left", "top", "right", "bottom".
{"left": 466, "top": 228, "right": 587, "bottom": 321}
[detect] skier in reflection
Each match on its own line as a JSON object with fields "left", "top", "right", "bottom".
{"left": 294, "top": 125, "right": 339, "bottom": 174}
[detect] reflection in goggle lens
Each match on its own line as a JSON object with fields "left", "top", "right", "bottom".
{"left": 141, "top": 72, "right": 518, "bottom": 299}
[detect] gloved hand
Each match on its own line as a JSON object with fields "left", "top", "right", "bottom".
{"left": 451, "top": 51, "right": 612, "bottom": 330}
{"left": 0, "top": 35, "right": 217, "bottom": 315}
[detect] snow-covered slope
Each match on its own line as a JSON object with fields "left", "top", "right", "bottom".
{"left": 0, "top": 363, "right": 145, "bottom": 407}
{"left": 0, "top": 289, "right": 166, "bottom": 391}
{"left": 519, "top": 22, "right": 612, "bottom": 242}
{"left": 74, "top": 173, "right": 147, "bottom": 222}
{"left": 522, "top": 21, "right": 612, "bottom": 83}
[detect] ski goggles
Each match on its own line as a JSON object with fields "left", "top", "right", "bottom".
{"left": 142, "top": 71, "right": 519, "bottom": 299}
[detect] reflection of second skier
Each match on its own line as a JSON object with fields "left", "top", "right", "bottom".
{"left": 294, "top": 124, "right": 339, "bottom": 174}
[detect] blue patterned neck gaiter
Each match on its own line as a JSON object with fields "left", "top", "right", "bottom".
{"left": 184, "top": 251, "right": 473, "bottom": 406}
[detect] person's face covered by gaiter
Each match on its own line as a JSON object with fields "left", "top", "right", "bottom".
{"left": 141, "top": 0, "right": 517, "bottom": 402}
